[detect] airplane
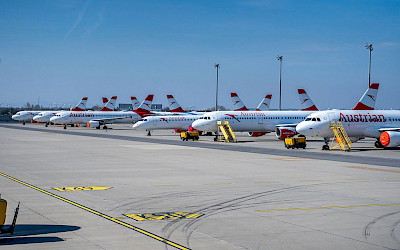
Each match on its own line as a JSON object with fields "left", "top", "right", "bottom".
{"left": 33, "top": 97, "right": 89, "bottom": 126}
{"left": 132, "top": 93, "right": 269, "bottom": 136}
{"left": 50, "top": 95, "right": 154, "bottom": 129}
{"left": 295, "top": 84, "right": 399, "bottom": 149}
{"left": 192, "top": 85, "right": 376, "bottom": 139}
{"left": 12, "top": 111, "right": 42, "bottom": 125}
{"left": 132, "top": 114, "right": 203, "bottom": 135}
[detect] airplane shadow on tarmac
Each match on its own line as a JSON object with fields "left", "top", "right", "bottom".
{"left": 0, "top": 224, "right": 80, "bottom": 246}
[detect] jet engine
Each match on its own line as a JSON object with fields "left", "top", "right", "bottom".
{"left": 380, "top": 131, "right": 400, "bottom": 147}
{"left": 248, "top": 132, "right": 267, "bottom": 137}
{"left": 275, "top": 127, "right": 297, "bottom": 139}
{"left": 87, "top": 121, "right": 101, "bottom": 128}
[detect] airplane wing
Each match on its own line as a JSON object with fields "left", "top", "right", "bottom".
{"left": 276, "top": 123, "right": 298, "bottom": 128}
{"left": 92, "top": 116, "right": 132, "bottom": 122}
{"left": 378, "top": 128, "right": 400, "bottom": 132}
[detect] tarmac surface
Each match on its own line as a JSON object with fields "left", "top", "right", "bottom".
{"left": 1, "top": 123, "right": 400, "bottom": 249}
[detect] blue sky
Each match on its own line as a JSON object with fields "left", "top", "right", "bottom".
{"left": 1, "top": 0, "right": 399, "bottom": 110}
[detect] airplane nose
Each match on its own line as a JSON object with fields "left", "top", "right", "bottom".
{"left": 296, "top": 122, "right": 311, "bottom": 136}
{"left": 33, "top": 115, "right": 40, "bottom": 121}
{"left": 132, "top": 123, "right": 140, "bottom": 129}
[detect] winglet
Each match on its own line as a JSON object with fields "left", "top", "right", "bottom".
{"left": 353, "top": 83, "right": 380, "bottom": 110}
{"left": 230, "top": 92, "right": 248, "bottom": 111}
{"left": 255, "top": 94, "right": 272, "bottom": 111}
{"left": 167, "top": 95, "right": 185, "bottom": 112}
{"left": 298, "top": 89, "right": 318, "bottom": 111}
{"left": 100, "top": 96, "right": 118, "bottom": 111}
{"left": 131, "top": 96, "right": 140, "bottom": 109}
{"left": 71, "top": 97, "right": 88, "bottom": 111}
{"left": 134, "top": 94, "right": 154, "bottom": 114}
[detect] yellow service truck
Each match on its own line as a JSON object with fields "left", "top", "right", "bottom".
{"left": 0, "top": 197, "right": 19, "bottom": 235}
{"left": 284, "top": 137, "right": 306, "bottom": 149}
{"left": 180, "top": 131, "right": 200, "bottom": 141}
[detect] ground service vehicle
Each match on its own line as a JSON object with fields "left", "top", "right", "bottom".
{"left": 180, "top": 131, "right": 200, "bottom": 141}
{"left": 284, "top": 137, "right": 306, "bottom": 149}
{"left": 0, "top": 197, "right": 19, "bottom": 235}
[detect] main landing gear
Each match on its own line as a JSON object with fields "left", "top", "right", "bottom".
{"left": 322, "top": 138, "right": 330, "bottom": 150}
{"left": 45, "top": 122, "right": 49, "bottom": 127}
{"left": 374, "top": 140, "right": 384, "bottom": 148}
{"left": 64, "top": 124, "right": 67, "bottom": 129}
{"left": 22, "top": 122, "right": 26, "bottom": 125}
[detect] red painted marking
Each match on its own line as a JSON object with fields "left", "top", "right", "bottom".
{"left": 298, "top": 89, "right": 306, "bottom": 94}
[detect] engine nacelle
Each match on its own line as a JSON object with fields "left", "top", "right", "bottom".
{"left": 87, "top": 120, "right": 100, "bottom": 128}
{"left": 275, "top": 127, "right": 297, "bottom": 139}
{"left": 380, "top": 131, "right": 400, "bottom": 147}
{"left": 248, "top": 132, "right": 267, "bottom": 137}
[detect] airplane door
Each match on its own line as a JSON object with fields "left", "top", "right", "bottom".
{"left": 258, "top": 117, "right": 263, "bottom": 124}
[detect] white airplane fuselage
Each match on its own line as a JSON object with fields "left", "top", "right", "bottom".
{"left": 50, "top": 111, "right": 142, "bottom": 125}
{"left": 33, "top": 111, "right": 65, "bottom": 123}
{"left": 12, "top": 111, "right": 42, "bottom": 122}
{"left": 296, "top": 110, "right": 400, "bottom": 139}
{"left": 192, "top": 111, "right": 314, "bottom": 132}
{"left": 133, "top": 115, "right": 203, "bottom": 131}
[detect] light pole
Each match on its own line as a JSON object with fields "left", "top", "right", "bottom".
{"left": 365, "top": 44, "right": 373, "bottom": 87}
{"left": 214, "top": 63, "right": 220, "bottom": 111}
{"left": 277, "top": 55, "right": 283, "bottom": 110}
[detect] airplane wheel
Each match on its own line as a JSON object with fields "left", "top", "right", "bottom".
{"left": 64, "top": 125, "right": 67, "bottom": 129}
{"left": 96, "top": 126, "right": 100, "bottom": 129}
{"left": 374, "top": 140, "right": 383, "bottom": 148}
{"left": 103, "top": 126, "right": 108, "bottom": 129}
{"left": 23, "top": 122, "right": 25, "bottom": 125}
{"left": 322, "top": 145, "right": 329, "bottom": 150}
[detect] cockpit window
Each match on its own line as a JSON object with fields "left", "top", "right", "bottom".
{"left": 312, "top": 118, "right": 316, "bottom": 121}
{"left": 305, "top": 118, "right": 311, "bottom": 121}
{"left": 317, "top": 118, "right": 321, "bottom": 121}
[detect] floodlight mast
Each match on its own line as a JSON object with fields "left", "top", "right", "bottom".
{"left": 365, "top": 43, "right": 373, "bottom": 87}
{"left": 277, "top": 55, "right": 283, "bottom": 110}
{"left": 214, "top": 63, "right": 220, "bottom": 111}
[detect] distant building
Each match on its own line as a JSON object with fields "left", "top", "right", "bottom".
{"left": 151, "top": 104, "right": 162, "bottom": 111}
{"left": 119, "top": 103, "right": 133, "bottom": 111}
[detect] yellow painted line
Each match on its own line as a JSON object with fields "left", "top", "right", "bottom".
{"left": 344, "top": 178, "right": 368, "bottom": 181}
{"left": 153, "top": 185, "right": 180, "bottom": 187}
{"left": 257, "top": 203, "right": 400, "bottom": 212}
{"left": 384, "top": 177, "right": 400, "bottom": 180}
{"left": 298, "top": 180, "right": 323, "bottom": 182}
{"left": 346, "top": 166, "right": 400, "bottom": 174}
{"left": 204, "top": 183, "right": 233, "bottom": 186}
{"left": 253, "top": 181, "right": 280, "bottom": 184}
{"left": 0, "top": 172, "right": 190, "bottom": 250}
{"left": 53, "top": 186, "right": 112, "bottom": 192}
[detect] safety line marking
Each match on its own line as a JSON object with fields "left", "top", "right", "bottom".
{"left": 0, "top": 172, "right": 190, "bottom": 250}
{"left": 346, "top": 166, "right": 400, "bottom": 174}
{"left": 257, "top": 203, "right": 400, "bottom": 212}
{"left": 344, "top": 178, "right": 368, "bottom": 181}
{"left": 298, "top": 180, "right": 323, "bottom": 182}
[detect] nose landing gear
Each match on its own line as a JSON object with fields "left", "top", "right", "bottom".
{"left": 322, "top": 138, "right": 330, "bottom": 150}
